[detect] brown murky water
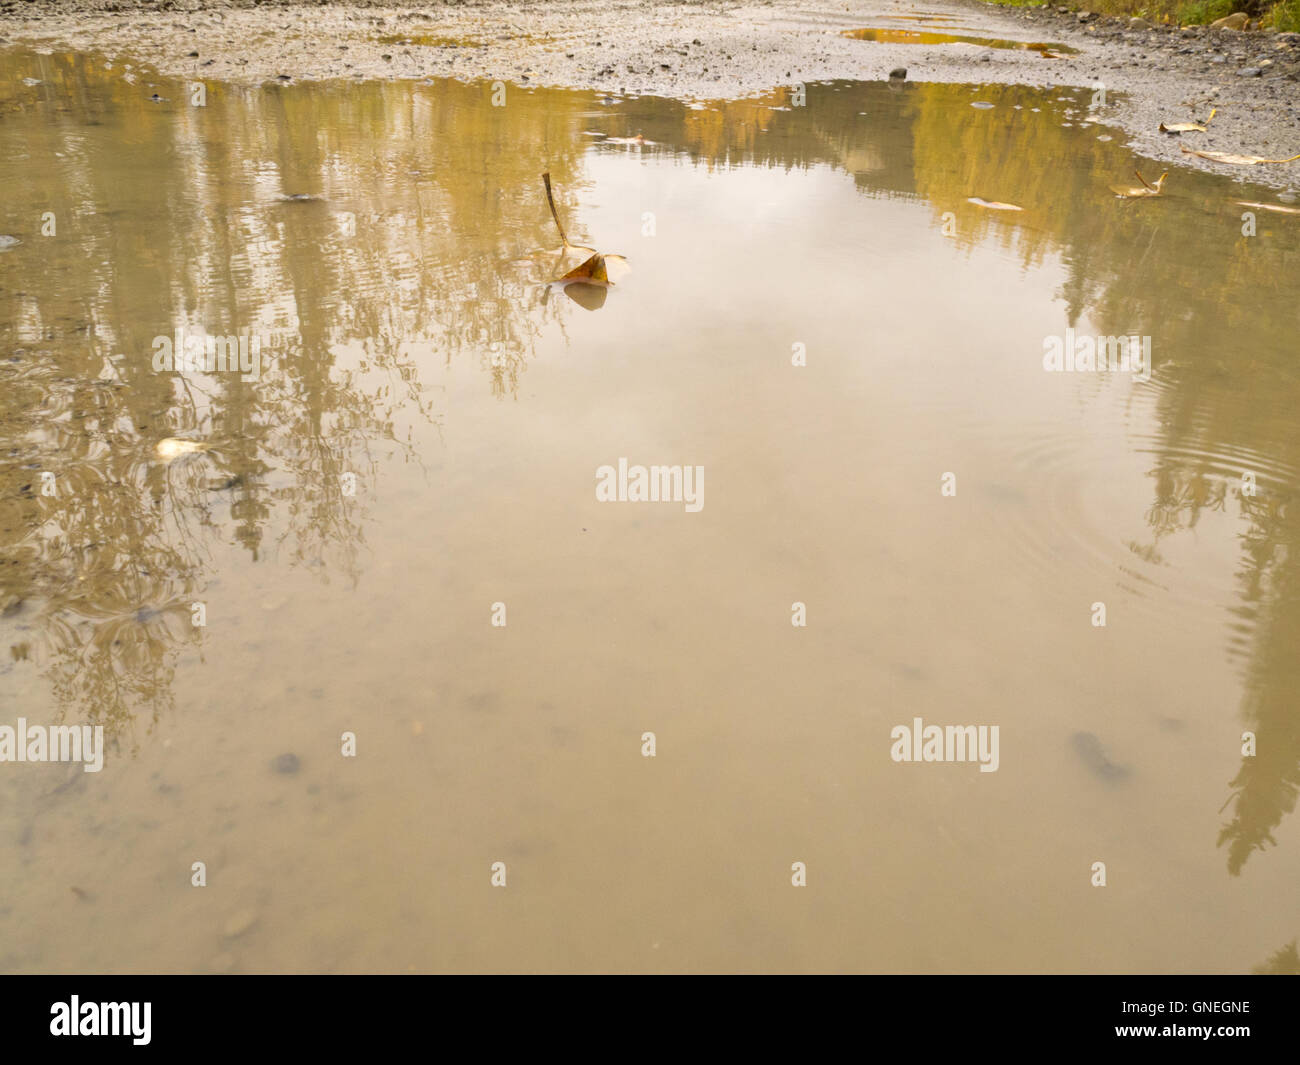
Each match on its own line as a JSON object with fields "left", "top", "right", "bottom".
{"left": 2, "top": 50, "right": 1299, "bottom": 974}
{"left": 843, "top": 27, "right": 1077, "bottom": 53}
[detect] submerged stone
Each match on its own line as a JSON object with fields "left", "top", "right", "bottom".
{"left": 272, "top": 752, "right": 300, "bottom": 774}
{"left": 221, "top": 909, "right": 258, "bottom": 938}
{"left": 1070, "top": 732, "right": 1131, "bottom": 782}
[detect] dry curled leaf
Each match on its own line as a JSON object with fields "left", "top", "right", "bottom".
{"left": 561, "top": 252, "right": 609, "bottom": 283}
{"left": 1160, "top": 108, "right": 1216, "bottom": 134}
{"left": 967, "top": 197, "right": 1023, "bottom": 211}
{"left": 541, "top": 172, "right": 626, "bottom": 288}
{"left": 1180, "top": 145, "right": 1300, "bottom": 166}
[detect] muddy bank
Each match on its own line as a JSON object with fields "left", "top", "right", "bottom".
{"left": 1, "top": 0, "right": 1299, "bottom": 188}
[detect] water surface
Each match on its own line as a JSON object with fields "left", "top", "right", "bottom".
{"left": 1, "top": 51, "right": 1298, "bottom": 974}
{"left": 843, "top": 27, "right": 1077, "bottom": 53}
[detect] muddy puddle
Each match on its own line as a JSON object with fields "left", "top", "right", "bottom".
{"left": 374, "top": 34, "right": 490, "bottom": 49}
{"left": 844, "top": 27, "right": 1078, "bottom": 54}
{"left": 1, "top": 49, "right": 1298, "bottom": 973}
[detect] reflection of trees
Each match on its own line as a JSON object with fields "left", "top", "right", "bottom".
{"left": 1215, "top": 487, "right": 1300, "bottom": 875}
{"left": 2, "top": 57, "right": 1298, "bottom": 831}
{"left": 1252, "top": 939, "right": 1300, "bottom": 975}
{"left": 793, "top": 81, "right": 1300, "bottom": 878}
{"left": 1, "top": 52, "right": 628, "bottom": 739}
{"left": 610, "top": 82, "right": 1300, "bottom": 874}
{"left": 748, "top": 81, "right": 1300, "bottom": 876}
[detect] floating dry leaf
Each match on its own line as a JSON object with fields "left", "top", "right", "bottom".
{"left": 1111, "top": 169, "right": 1167, "bottom": 198}
{"left": 561, "top": 252, "right": 609, "bottom": 284}
{"left": 155, "top": 438, "right": 208, "bottom": 462}
{"left": 1180, "top": 145, "right": 1300, "bottom": 166}
{"left": 1235, "top": 200, "right": 1300, "bottom": 215}
{"left": 560, "top": 252, "right": 630, "bottom": 285}
{"left": 541, "top": 172, "right": 626, "bottom": 287}
{"left": 967, "top": 197, "right": 1024, "bottom": 211}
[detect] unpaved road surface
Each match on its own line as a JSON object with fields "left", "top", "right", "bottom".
{"left": 3, "top": 0, "right": 1299, "bottom": 187}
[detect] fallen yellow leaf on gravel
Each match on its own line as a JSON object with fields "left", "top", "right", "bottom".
{"left": 1180, "top": 145, "right": 1300, "bottom": 165}
{"left": 1235, "top": 200, "right": 1300, "bottom": 215}
{"left": 1160, "top": 108, "right": 1216, "bottom": 134}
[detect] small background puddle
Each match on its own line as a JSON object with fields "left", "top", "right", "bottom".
{"left": 843, "top": 27, "right": 1079, "bottom": 53}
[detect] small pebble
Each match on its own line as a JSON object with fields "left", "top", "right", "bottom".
{"left": 221, "top": 909, "right": 258, "bottom": 939}
{"left": 272, "top": 752, "right": 300, "bottom": 774}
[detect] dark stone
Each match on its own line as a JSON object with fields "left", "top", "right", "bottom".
{"left": 272, "top": 753, "right": 300, "bottom": 775}
{"left": 1070, "top": 732, "right": 1130, "bottom": 783}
